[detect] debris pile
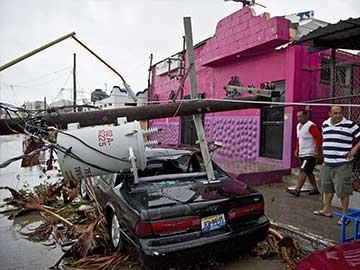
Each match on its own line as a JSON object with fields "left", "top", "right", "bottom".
{"left": 1, "top": 178, "right": 304, "bottom": 269}
{"left": 0, "top": 180, "right": 140, "bottom": 269}
{"left": 254, "top": 227, "right": 304, "bottom": 267}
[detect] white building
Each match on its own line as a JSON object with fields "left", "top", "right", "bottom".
{"left": 84, "top": 86, "right": 148, "bottom": 111}
{"left": 23, "top": 100, "right": 46, "bottom": 111}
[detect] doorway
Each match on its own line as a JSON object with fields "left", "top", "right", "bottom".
{"left": 180, "top": 94, "right": 204, "bottom": 146}
{"left": 260, "top": 81, "right": 285, "bottom": 159}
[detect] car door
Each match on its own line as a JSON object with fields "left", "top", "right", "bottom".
{"left": 95, "top": 174, "right": 115, "bottom": 206}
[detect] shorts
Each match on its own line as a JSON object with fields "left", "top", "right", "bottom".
{"left": 319, "top": 163, "right": 353, "bottom": 198}
{"left": 299, "top": 156, "right": 316, "bottom": 175}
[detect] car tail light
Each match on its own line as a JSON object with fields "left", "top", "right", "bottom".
{"left": 136, "top": 222, "right": 153, "bottom": 237}
{"left": 136, "top": 217, "right": 200, "bottom": 237}
{"left": 227, "top": 202, "right": 264, "bottom": 220}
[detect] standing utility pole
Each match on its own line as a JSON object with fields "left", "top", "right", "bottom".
{"left": 73, "top": 53, "right": 77, "bottom": 112}
{"left": 183, "top": 17, "right": 215, "bottom": 181}
{"left": 147, "top": 53, "right": 153, "bottom": 92}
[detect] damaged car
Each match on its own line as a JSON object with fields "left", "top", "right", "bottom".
{"left": 83, "top": 145, "right": 270, "bottom": 266}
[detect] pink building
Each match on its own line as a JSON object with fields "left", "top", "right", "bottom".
{"left": 148, "top": 7, "right": 360, "bottom": 180}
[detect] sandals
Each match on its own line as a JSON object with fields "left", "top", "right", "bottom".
{"left": 338, "top": 218, "right": 351, "bottom": 226}
{"left": 287, "top": 188, "right": 300, "bottom": 197}
{"left": 308, "top": 189, "right": 320, "bottom": 195}
{"left": 313, "top": 210, "right": 333, "bottom": 218}
{"left": 287, "top": 188, "right": 320, "bottom": 196}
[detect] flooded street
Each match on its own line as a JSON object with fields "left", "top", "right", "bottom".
{"left": 0, "top": 135, "right": 287, "bottom": 270}
{"left": 0, "top": 135, "right": 63, "bottom": 270}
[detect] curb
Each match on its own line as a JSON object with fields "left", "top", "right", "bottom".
{"left": 270, "top": 220, "right": 336, "bottom": 254}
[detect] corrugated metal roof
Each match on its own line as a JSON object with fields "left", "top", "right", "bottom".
{"left": 294, "top": 18, "right": 328, "bottom": 41}
{"left": 295, "top": 17, "right": 360, "bottom": 50}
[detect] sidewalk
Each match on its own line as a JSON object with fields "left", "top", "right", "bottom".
{"left": 256, "top": 182, "right": 354, "bottom": 251}
{"left": 218, "top": 160, "right": 349, "bottom": 250}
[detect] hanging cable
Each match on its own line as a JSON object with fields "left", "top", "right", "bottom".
{"left": 53, "top": 144, "right": 119, "bottom": 173}
{"left": 0, "top": 146, "right": 49, "bottom": 168}
{"left": 52, "top": 128, "right": 130, "bottom": 163}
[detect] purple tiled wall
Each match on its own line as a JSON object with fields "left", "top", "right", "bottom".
{"left": 205, "top": 116, "right": 259, "bottom": 163}
{"left": 149, "top": 120, "right": 179, "bottom": 145}
{"left": 149, "top": 115, "right": 259, "bottom": 164}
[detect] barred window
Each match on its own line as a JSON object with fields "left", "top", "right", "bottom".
{"left": 320, "top": 58, "right": 353, "bottom": 87}
{"left": 320, "top": 58, "right": 330, "bottom": 84}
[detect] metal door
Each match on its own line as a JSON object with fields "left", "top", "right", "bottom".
{"left": 260, "top": 81, "right": 285, "bottom": 159}
{"left": 180, "top": 94, "right": 204, "bottom": 146}
{"left": 181, "top": 115, "right": 197, "bottom": 146}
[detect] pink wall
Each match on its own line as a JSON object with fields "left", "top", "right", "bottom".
{"left": 200, "top": 7, "right": 289, "bottom": 66}
{"left": 149, "top": 7, "right": 359, "bottom": 169}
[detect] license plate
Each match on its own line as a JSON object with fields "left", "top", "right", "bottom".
{"left": 201, "top": 214, "right": 226, "bottom": 233}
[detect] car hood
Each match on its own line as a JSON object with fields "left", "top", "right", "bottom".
{"left": 292, "top": 240, "right": 360, "bottom": 270}
{"left": 143, "top": 178, "right": 253, "bottom": 208}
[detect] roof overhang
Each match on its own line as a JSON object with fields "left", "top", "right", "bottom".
{"left": 294, "top": 17, "right": 360, "bottom": 52}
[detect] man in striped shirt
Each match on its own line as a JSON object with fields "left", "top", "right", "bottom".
{"left": 313, "top": 106, "right": 360, "bottom": 225}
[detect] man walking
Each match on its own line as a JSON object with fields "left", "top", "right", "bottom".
{"left": 288, "top": 109, "right": 321, "bottom": 196}
{"left": 314, "top": 106, "right": 360, "bottom": 225}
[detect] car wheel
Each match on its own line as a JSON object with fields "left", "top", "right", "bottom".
{"left": 80, "top": 178, "right": 90, "bottom": 200}
{"left": 110, "top": 212, "right": 125, "bottom": 252}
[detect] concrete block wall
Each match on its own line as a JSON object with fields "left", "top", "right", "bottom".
{"left": 200, "top": 7, "right": 290, "bottom": 66}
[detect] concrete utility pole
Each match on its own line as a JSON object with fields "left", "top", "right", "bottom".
{"left": 183, "top": 17, "right": 215, "bottom": 181}
{"left": 73, "top": 53, "right": 77, "bottom": 112}
{"left": 0, "top": 32, "right": 138, "bottom": 103}
{"left": 147, "top": 53, "right": 153, "bottom": 92}
{"left": 0, "top": 32, "right": 76, "bottom": 72}
{"left": 0, "top": 97, "right": 268, "bottom": 135}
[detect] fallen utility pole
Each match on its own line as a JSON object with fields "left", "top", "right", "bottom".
{"left": 0, "top": 32, "right": 137, "bottom": 102}
{"left": 0, "top": 97, "right": 267, "bottom": 135}
{"left": 183, "top": 17, "right": 215, "bottom": 181}
{"left": 0, "top": 32, "right": 76, "bottom": 72}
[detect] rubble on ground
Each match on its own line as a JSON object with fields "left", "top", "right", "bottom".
{"left": 1, "top": 179, "right": 304, "bottom": 269}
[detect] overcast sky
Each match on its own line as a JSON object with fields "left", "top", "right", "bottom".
{"left": 0, "top": 0, "right": 359, "bottom": 106}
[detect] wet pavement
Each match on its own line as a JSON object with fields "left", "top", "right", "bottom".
{"left": 257, "top": 182, "right": 346, "bottom": 245}
{"left": 0, "top": 135, "right": 63, "bottom": 270}
{"left": 0, "top": 134, "right": 341, "bottom": 269}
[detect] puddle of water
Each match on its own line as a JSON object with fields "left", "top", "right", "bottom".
{"left": 0, "top": 135, "right": 64, "bottom": 270}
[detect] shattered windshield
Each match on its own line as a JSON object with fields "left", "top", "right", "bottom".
{"left": 134, "top": 149, "right": 229, "bottom": 189}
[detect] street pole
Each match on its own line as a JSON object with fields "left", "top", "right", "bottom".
{"left": 73, "top": 53, "right": 77, "bottom": 112}
{"left": 0, "top": 97, "right": 267, "bottom": 135}
{"left": 183, "top": 17, "right": 215, "bottom": 181}
{"left": 0, "top": 32, "right": 76, "bottom": 72}
{"left": 147, "top": 53, "right": 153, "bottom": 92}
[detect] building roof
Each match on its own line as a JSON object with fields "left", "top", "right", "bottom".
{"left": 295, "top": 17, "right": 360, "bottom": 50}
{"left": 294, "top": 18, "right": 328, "bottom": 41}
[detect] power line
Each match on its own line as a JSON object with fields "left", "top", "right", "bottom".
{"left": 14, "top": 66, "right": 72, "bottom": 85}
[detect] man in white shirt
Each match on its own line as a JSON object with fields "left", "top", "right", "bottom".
{"left": 288, "top": 109, "right": 322, "bottom": 197}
